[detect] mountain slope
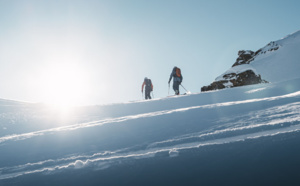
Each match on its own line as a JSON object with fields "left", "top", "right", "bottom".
{"left": 0, "top": 77, "right": 300, "bottom": 185}
{"left": 202, "top": 30, "right": 300, "bottom": 91}
{"left": 1, "top": 30, "right": 300, "bottom": 185}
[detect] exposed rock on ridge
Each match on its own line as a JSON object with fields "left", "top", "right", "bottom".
{"left": 200, "top": 41, "right": 280, "bottom": 92}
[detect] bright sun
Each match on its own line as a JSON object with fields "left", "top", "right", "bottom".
{"left": 37, "top": 63, "right": 90, "bottom": 108}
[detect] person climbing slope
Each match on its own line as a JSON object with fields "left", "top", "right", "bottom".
{"left": 168, "top": 66, "right": 183, "bottom": 95}
{"left": 141, "top": 77, "right": 153, "bottom": 99}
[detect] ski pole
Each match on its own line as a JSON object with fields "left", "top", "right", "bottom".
{"left": 168, "top": 83, "right": 170, "bottom": 95}
{"left": 152, "top": 91, "right": 154, "bottom": 98}
{"left": 180, "top": 84, "right": 188, "bottom": 91}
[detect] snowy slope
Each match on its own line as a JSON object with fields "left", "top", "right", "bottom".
{"left": 0, "top": 77, "right": 300, "bottom": 185}
{"left": 216, "top": 30, "right": 300, "bottom": 83}
{"left": 252, "top": 30, "right": 300, "bottom": 83}
{"left": 1, "top": 31, "right": 300, "bottom": 185}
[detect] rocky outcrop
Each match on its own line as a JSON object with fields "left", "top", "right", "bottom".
{"left": 232, "top": 50, "right": 255, "bottom": 67}
{"left": 201, "top": 70, "right": 268, "bottom": 92}
{"left": 200, "top": 41, "right": 279, "bottom": 92}
{"left": 232, "top": 42, "right": 280, "bottom": 67}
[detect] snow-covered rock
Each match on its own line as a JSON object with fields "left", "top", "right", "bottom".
{"left": 201, "top": 30, "right": 300, "bottom": 92}
{"left": 232, "top": 50, "right": 255, "bottom": 67}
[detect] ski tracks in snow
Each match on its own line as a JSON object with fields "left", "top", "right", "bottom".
{"left": 1, "top": 91, "right": 300, "bottom": 180}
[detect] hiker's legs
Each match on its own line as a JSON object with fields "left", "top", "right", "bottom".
{"left": 173, "top": 82, "right": 180, "bottom": 95}
{"left": 145, "top": 89, "right": 151, "bottom": 99}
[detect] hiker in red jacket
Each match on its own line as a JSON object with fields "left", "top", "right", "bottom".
{"left": 168, "top": 66, "right": 183, "bottom": 95}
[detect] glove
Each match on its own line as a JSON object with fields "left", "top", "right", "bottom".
{"left": 168, "top": 81, "right": 170, "bottom": 84}
{"left": 141, "top": 90, "right": 143, "bottom": 93}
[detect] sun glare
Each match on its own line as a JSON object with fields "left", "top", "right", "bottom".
{"left": 37, "top": 63, "right": 90, "bottom": 109}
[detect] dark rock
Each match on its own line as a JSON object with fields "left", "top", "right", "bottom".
{"left": 232, "top": 70, "right": 267, "bottom": 87}
{"left": 201, "top": 70, "right": 268, "bottom": 92}
{"left": 232, "top": 50, "right": 255, "bottom": 67}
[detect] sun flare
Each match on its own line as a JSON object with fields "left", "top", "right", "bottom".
{"left": 37, "top": 63, "right": 90, "bottom": 108}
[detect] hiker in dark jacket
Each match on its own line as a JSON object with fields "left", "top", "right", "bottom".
{"left": 168, "top": 66, "right": 183, "bottom": 95}
{"left": 142, "top": 77, "right": 153, "bottom": 99}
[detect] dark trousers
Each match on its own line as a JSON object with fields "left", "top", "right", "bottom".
{"left": 145, "top": 88, "right": 152, "bottom": 99}
{"left": 173, "top": 81, "right": 180, "bottom": 95}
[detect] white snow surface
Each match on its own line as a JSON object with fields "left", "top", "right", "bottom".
{"left": 0, "top": 77, "right": 300, "bottom": 181}
{"left": 0, "top": 30, "right": 300, "bottom": 185}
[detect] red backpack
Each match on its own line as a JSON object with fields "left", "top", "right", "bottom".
{"left": 175, "top": 67, "right": 181, "bottom": 77}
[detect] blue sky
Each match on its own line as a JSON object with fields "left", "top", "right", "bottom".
{"left": 0, "top": 0, "right": 299, "bottom": 105}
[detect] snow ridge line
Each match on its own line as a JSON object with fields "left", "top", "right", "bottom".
{"left": 2, "top": 104, "right": 299, "bottom": 176}
{"left": 148, "top": 101, "right": 300, "bottom": 148}
{"left": 148, "top": 110, "right": 300, "bottom": 148}
{"left": 1, "top": 91, "right": 300, "bottom": 144}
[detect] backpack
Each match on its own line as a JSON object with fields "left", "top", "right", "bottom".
{"left": 173, "top": 67, "right": 181, "bottom": 78}
{"left": 145, "top": 79, "right": 152, "bottom": 88}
